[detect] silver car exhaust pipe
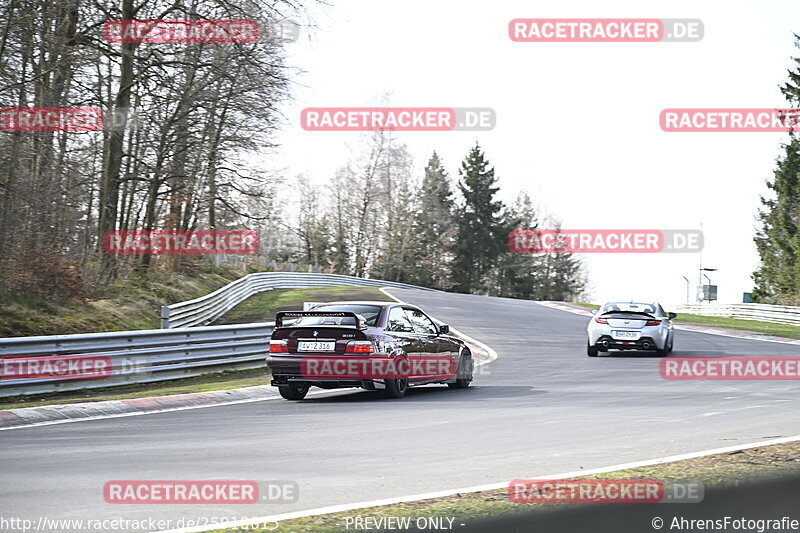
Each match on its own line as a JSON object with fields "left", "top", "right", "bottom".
{"left": 600, "top": 340, "right": 609, "bottom": 349}
{"left": 642, "top": 341, "right": 651, "bottom": 350}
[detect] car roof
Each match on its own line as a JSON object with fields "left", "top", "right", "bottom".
{"left": 312, "top": 301, "right": 406, "bottom": 307}
{"left": 602, "top": 301, "right": 658, "bottom": 306}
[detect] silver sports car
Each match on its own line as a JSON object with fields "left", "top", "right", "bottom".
{"left": 587, "top": 301, "right": 676, "bottom": 357}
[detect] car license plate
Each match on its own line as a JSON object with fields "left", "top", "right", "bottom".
{"left": 298, "top": 341, "right": 335, "bottom": 352}
{"left": 612, "top": 330, "right": 639, "bottom": 339}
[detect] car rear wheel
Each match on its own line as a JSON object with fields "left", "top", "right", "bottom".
{"left": 587, "top": 341, "right": 599, "bottom": 357}
{"left": 656, "top": 342, "right": 668, "bottom": 357}
{"left": 383, "top": 355, "right": 409, "bottom": 398}
{"left": 667, "top": 334, "right": 674, "bottom": 353}
{"left": 448, "top": 351, "right": 474, "bottom": 389}
{"left": 278, "top": 384, "right": 309, "bottom": 400}
{"left": 384, "top": 377, "right": 408, "bottom": 398}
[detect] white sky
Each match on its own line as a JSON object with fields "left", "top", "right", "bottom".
{"left": 262, "top": 0, "right": 800, "bottom": 308}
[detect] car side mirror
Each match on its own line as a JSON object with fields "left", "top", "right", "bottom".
{"left": 439, "top": 324, "right": 450, "bottom": 334}
{"left": 668, "top": 312, "right": 677, "bottom": 319}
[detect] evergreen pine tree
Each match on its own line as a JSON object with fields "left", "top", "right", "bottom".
{"left": 412, "top": 152, "right": 457, "bottom": 289}
{"left": 452, "top": 143, "right": 506, "bottom": 293}
{"left": 753, "top": 35, "right": 800, "bottom": 303}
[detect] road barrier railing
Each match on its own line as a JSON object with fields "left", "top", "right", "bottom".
{"left": 676, "top": 302, "right": 800, "bottom": 326}
{"left": 0, "top": 323, "right": 273, "bottom": 397}
{"left": 0, "top": 272, "right": 435, "bottom": 397}
{"left": 161, "top": 272, "right": 437, "bottom": 328}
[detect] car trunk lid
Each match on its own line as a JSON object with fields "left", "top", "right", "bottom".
{"left": 271, "top": 311, "right": 371, "bottom": 354}
{"left": 603, "top": 313, "right": 654, "bottom": 329}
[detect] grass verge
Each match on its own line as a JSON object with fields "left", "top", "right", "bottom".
{"left": 0, "top": 267, "right": 248, "bottom": 337}
{"left": 206, "top": 440, "right": 800, "bottom": 533}
{"left": 217, "top": 286, "right": 394, "bottom": 324}
{"left": 673, "top": 313, "right": 800, "bottom": 339}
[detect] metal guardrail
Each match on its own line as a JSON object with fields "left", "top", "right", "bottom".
{"left": 0, "top": 272, "right": 436, "bottom": 397}
{"left": 161, "top": 272, "right": 437, "bottom": 328}
{"left": 0, "top": 323, "right": 273, "bottom": 397}
{"left": 676, "top": 303, "right": 800, "bottom": 326}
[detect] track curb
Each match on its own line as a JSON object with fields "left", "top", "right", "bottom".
{"left": 0, "top": 385, "right": 279, "bottom": 431}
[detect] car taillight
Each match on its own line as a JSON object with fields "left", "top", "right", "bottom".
{"left": 270, "top": 340, "right": 288, "bottom": 353}
{"left": 594, "top": 317, "right": 608, "bottom": 324}
{"left": 345, "top": 341, "right": 373, "bottom": 354}
{"left": 645, "top": 320, "right": 661, "bottom": 326}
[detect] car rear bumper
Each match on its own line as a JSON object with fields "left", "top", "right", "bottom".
{"left": 593, "top": 335, "right": 662, "bottom": 351}
{"left": 266, "top": 353, "right": 456, "bottom": 388}
{"left": 266, "top": 354, "right": 390, "bottom": 389}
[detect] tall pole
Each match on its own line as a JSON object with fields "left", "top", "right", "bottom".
{"left": 703, "top": 274, "right": 712, "bottom": 303}
{"left": 697, "top": 222, "right": 703, "bottom": 303}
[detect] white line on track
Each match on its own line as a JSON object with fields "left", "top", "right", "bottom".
{"left": 153, "top": 295, "right": 800, "bottom": 532}
{"left": 0, "top": 392, "right": 326, "bottom": 432}
{"left": 154, "top": 434, "right": 800, "bottom": 533}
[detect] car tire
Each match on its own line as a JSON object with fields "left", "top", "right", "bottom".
{"left": 656, "top": 344, "right": 668, "bottom": 357}
{"left": 667, "top": 334, "right": 674, "bottom": 353}
{"left": 384, "top": 376, "right": 408, "bottom": 398}
{"left": 587, "top": 341, "right": 599, "bottom": 357}
{"left": 448, "top": 351, "right": 474, "bottom": 389}
{"left": 278, "top": 384, "right": 309, "bottom": 400}
{"left": 383, "top": 355, "right": 409, "bottom": 398}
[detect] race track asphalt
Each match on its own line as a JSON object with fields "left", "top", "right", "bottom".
{"left": 1, "top": 289, "right": 798, "bottom": 531}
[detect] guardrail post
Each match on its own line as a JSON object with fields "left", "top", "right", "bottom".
{"left": 160, "top": 306, "right": 171, "bottom": 329}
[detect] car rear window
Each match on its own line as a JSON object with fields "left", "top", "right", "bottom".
{"left": 297, "top": 304, "right": 383, "bottom": 327}
{"left": 601, "top": 302, "right": 656, "bottom": 314}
